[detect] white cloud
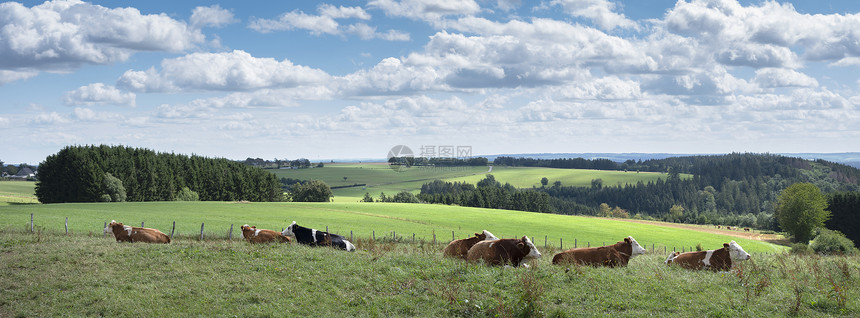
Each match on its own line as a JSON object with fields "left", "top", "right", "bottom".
{"left": 249, "top": 9, "right": 340, "bottom": 35}
{"left": 753, "top": 68, "right": 818, "bottom": 88}
{"left": 0, "top": 0, "right": 203, "bottom": 74}
{"left": 190, "top": 5, "right": 238, "bottom": 29}
{"left": 550, "top": 0, "right": 638, "bottom": 31}
{"left": 117, "top": 50, "right": 331, "bottom": 93}
{"left": 664, "top": 0, "right": 860, "bottom": 66}
{"left": 71, "top": 107, "right": 125, "bottom": 122}
{"left": 317, "top": 4, "right": 371, "bottom": 20}
{"left": 0, "top": 70, "right": 38, "bottom": 85}
{"left": 29, "top": 112, "right": 69, "bottom": 125}
{"left": 345, "top": 23, "right": 410, "bottom": 41}
{"left": 368, "top": 0, "right": 480, "bottom": 22}
{"left": 63, "top": 83, "right": 136, "bottom": 107}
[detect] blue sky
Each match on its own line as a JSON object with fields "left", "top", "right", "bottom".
{"left": 2, "top": 0, "right": 860, "bottom": 164}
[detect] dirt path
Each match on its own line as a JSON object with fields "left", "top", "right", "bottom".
{"left": 603, "top": 217, "right": 789, "bottom": 245}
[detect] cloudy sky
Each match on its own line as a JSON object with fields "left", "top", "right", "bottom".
{"left": 2, "top": 0, "right": 860, "bottom": 164}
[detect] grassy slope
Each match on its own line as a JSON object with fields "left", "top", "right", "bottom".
{"left": 0, "top": 181, "right": 38, "bottom": 205}
{"left": 270, "top": 164, "right": 489, "bottom": 201}
{"left": 0, "top": 232, "right": 856, "bottom": 317}
{"left": 272, "top": 164, "right": 686, "bottom": 202}
{"left": 0, "top": 201, "right": 784, "bottom": 253}
{"left": 440, "top": 166, "right": 683, "bottom": 189}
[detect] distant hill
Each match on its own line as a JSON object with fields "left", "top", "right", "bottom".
{"left": 483, "top": 152, "right": 860, "bottom": 165}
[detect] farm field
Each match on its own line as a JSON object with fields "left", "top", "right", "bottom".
{"left": 0, "top": 201, "right": 784, "bottom": 253}
{"left": 0, "top": 231, "right": 856, "bottom": 317}
{"left": 0, "top": 181, "right": 38, "bottom": 205}
{"left": 272, "top": 164, "right": 686, "bottom": 202}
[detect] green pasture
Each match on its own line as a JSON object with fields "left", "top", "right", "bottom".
{"left": 440, "top": 166, "right": 686, "bottom": 189}
{"left": 271, "top": 164, "right": 685, "bottom": 202}
{"left": 0, "top": 181, "right": 38, "bottom": 205}
{"left": 271, "top": 164, "right": 490, "bottom": 201}
{"left": 0, "top": 231, "right": 856, "bottom": 317}
{"left": 0, "top": 201, "right": 784, "bottom": 253}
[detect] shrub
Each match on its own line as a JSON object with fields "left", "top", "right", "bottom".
{"left": 175, "top": 187, "right": 200, "bottom": 201}
{"left": 809, "top": 229, "right": 857, "bottom": 255}
{"left": 289, "top": 180, "right": 333, "bottom": 202}
{"left": 789, "top": 242, "right": 812, "bottom": 255}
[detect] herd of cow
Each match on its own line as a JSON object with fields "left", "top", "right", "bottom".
{"left": 104, "top": 220, "right": 751, "bottom": 271}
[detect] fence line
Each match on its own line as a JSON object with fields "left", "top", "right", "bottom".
{"left": 20, "top": 214, "right": 778, "bottom": 255}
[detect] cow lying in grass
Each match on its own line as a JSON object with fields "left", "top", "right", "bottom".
{"left": 104, "top": 220, "right": 170, "bottom": 243}
{"left": 443, "top": 230, "right": 498, "bottom": 259}
{"left": 551, "top": 236, "right": 645, "bottom": 267}
{"left": 466, "top": 236, "right": 541, "bottom": 267}
{"left": 240, "top": 224, "right": 291, "bottom": 244}
{"left": 282, "top": 221, "right": 355, "bottom": 251}
{"left": 664, "top": 241, "right": 750, "bottom": 271}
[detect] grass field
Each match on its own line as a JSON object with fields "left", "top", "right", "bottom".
{"left": 0, "top": 201, "right": 784, "bottom": 253}
{"left": 272, "top": 164, "right": 686, "bottom": 202}
{"left": 0, "top": 181, "right": 38, "bottom": 205}
{"left": 0, "top": 231, "right": 856, "bottom": 317}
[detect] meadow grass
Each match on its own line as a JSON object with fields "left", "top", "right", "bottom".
{"left": 270, "top": 164, "right": 489, "bottom": 202}
{"left": 0, "top": 181, "right": 38, "bottom": 206}
{"left": 0, "top": 230, "right": 856, "bottom": 317}
{"left": 440, "top": 166, "right": 689, "bottom": 189}
{"left": 0, "top": 201, "right": 784, "bottom": 253}
{"left": 270, "top": 164, "right": 686, "bottom": 202}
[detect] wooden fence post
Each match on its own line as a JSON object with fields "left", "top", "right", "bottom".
{"left": 588, "top": 242, "right": 590, "bottom": 248}
{"left": 228, "top": 224, "right": 233, "bottom": 240}
{"left": 560, "top": 237, "right": 563, "bottom": 249}
{"left": 350, "top": 230, "right": 353, "bottom": 242}
{"left": 65, "top": 217, "right": 68, "bottom": 235}
{"left": 452, "top": 231, "right": 455, "bottom": 242}
{"left": 103, "top": 221, "right": 107, "bottom": 238}
{"left": 575, "top": 238, "right": 577, "bottom": 248}
{"left": 433, "top": 233, "right": 436, "bottom": 245}
{"left": 141, "top": 221, "right": 144, "bottom": 228}
{"left": 413, "top": 233, "right": 415, "bottom": 243}
{"left": 544, "top": 235, "right": 547, "bottom": 249}
{"left": 30, "top": 213, "right": 34, "bottom": 232}
{"left": 199, "top": 223, "right": 205, "bottom": 240}
{"left": 373, "top": 230, "right": 375, "bottom": 241}
{"left": 393, "top": 231, "right": 396, "bottom": 241}
{"left": 170, "top": 221, "right": 175, "bottom": 241}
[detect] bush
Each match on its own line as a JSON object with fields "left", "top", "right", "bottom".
{"left": 809, "top": 229, "right": 857, "bottom": 255}
{"left": 175, "top": 187, "right": 200, "bottom": 201}
{"left": 789, "top": 242, "right": 812, "bottom": 255}
{"left": 290, "top": 180, "right": 333, "bottom": 202}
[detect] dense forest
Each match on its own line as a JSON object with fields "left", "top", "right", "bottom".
{"left": 424, "top": 154, "right": 860, "bottom": 234}
{"left": 35, "top": 145, "right": 282, "bottom": 203}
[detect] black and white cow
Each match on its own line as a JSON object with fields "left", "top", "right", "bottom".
{"left": 282, "top": 221, "right": 356, "bottom": 251}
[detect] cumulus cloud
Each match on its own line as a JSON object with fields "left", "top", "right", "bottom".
{"left": 249, "top": 9, "right": 341, "bottom": 34}
{"left": 71, "top": 107, "right": 125, "bottom": 122}
{"left": 0, "top": 0, "right": 203, "bottom": 74}
{"left": 664, "top": 0, "right": 860, "bottom": 66}
{"left": 368, "top": 0, "right": 480, "bottom": 22}
{"left": 753, "top": 68, "right": 818, "bottom": 88}
{"left": 550, "top": 0, "right": 638, "bottom": 31}
{"left": 190, "top": 5, "right": 238, "bottom": 28}
{"left": 63, "top": 83, "right": 136, "bottom": 107}
{"left": 29, "top": 112, "right": 70, "bottom": 125}
{"left": 345, "top": 23, "right": 410, "bottom": 41}
{"left": 117, "top": 50, "right": 331, "bottom": 93}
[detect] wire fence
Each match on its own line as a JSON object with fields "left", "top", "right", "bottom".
{"left": 21, "top": 213, "right": 782, "bottom": 256}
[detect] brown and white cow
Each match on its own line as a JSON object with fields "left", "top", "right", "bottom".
{"left": 466, "top": 236, "right": 542, "bottom": 267}
{"left": 664, "top": 241, "right": 751, "bottom": 271}
{"left": 443, "top": 230, "right": 498, "bottom": 259}
{"left": 241, "top": 224, "right": 291, "bottom": 244}
{"left": 552, "top": 236, "right": 646, "bottom": 267}
{"left": 104, "top": 220, "right": 170, "bottom": 243}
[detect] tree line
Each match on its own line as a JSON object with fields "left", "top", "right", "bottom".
{"left": 35, "top": 145, "right": 282, "bottom": 203}
{"left": 417, "top": 175, "right": 553, "bottom": 213}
